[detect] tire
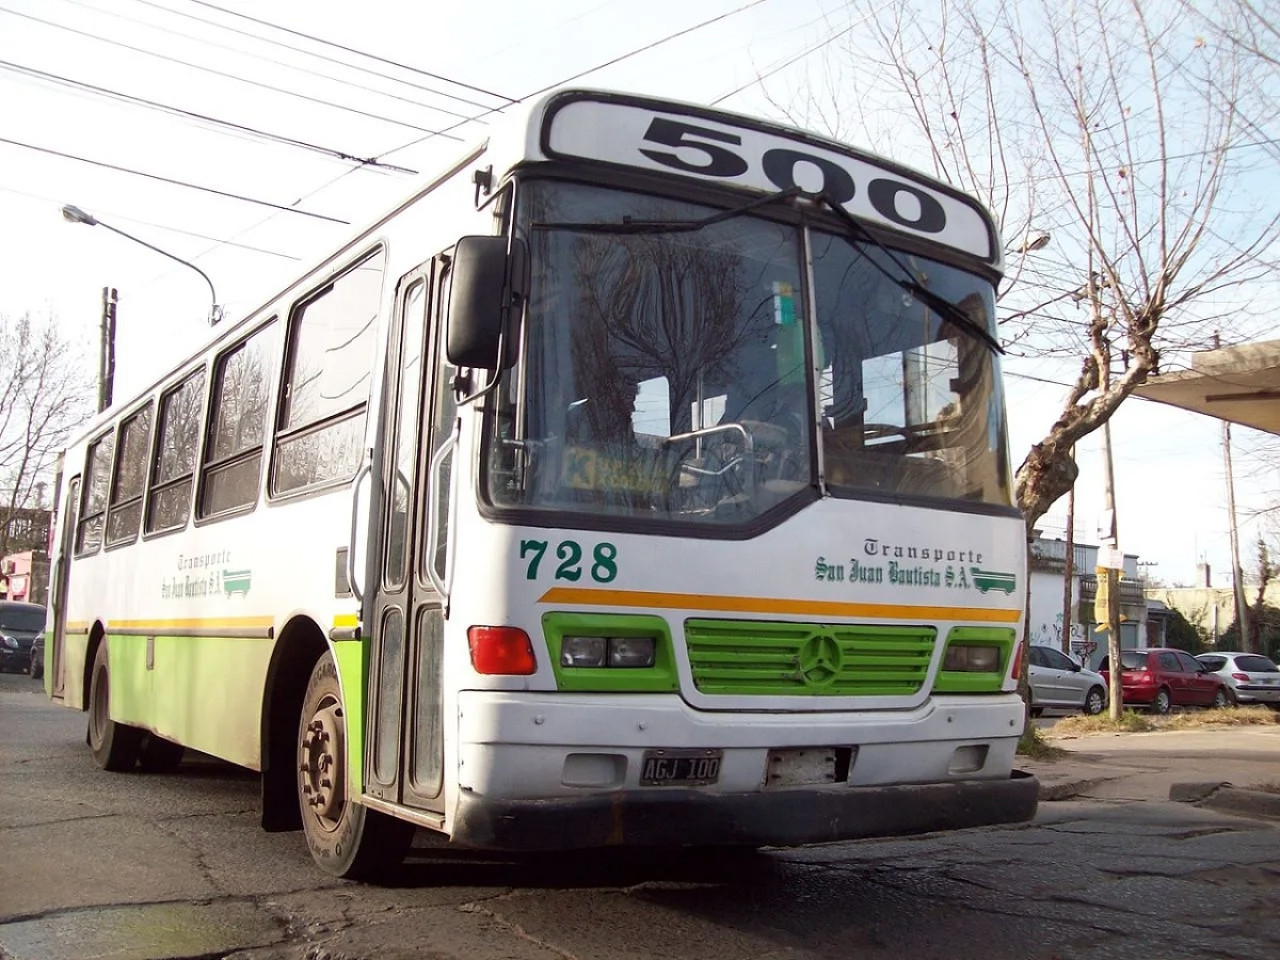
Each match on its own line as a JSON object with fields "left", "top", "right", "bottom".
{"left": 1083, "top": 686, "right": 1106, "bottom": 716}
{"left": 298, "top": 652, "right": 414, "bottom": 880}
{"left": 1211, "top": 687, "right": 1232, "bottom": 709}
{"left": 138, "top": 734, "right": 186, "bottom": 773}
{"left": 29, "top": 652, "right": 43, "bottom": 680}
{"left": 87, "top": 642, "right": 142, "bottom": 771}
{"left": 1152, "top": 687, "right": 1172, "bottom": 715}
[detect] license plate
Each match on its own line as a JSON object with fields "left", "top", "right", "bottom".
{"left": 640, "top": 749, "right": 722, "bottom": 786}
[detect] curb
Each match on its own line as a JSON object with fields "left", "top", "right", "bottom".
{"left": 1169, "top": 781, "right": 1280, "bottom": 820}
{"left": 1037, "top": 777, "right": 1117, "bottom": 801}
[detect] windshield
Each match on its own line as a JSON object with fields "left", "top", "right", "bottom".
{"left": 0, "top": 605, "right": 46, "bottom": 633}
{"left": 483, "top": 180, "right": 1010, "bottom": 529}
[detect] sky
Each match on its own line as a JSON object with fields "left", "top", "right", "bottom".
{"left": 1, "top": 0, "right": 1275, "bottom": 588}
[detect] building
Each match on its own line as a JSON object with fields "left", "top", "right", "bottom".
{"left": 0, "top": 549, "right": 49, "bottom": 606}
{"left": 1146, "top": 563, "right": 1280, "bottom": 648}
{"left": 1028, "top": 535, "right": 1152, "bottom": 670}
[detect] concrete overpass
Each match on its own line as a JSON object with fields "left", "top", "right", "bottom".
{"left": 1134, "top": 339, "right": 1280, "bottom": 435}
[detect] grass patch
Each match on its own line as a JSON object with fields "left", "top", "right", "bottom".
{"left": 1048, "top": 704, "right": 1278, "bottom": 739}
{"left": 1017, "top": 725, "right": 1067, "bottom": 759}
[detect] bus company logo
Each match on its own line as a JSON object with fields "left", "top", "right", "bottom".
{"left": 814, "top": 549, "right": 1016, "bottom": 596}
{"left": 221, "top": 569, "right": 252, "bottom": 598}
{"left": 161, "top": 550, "right": 252, "bottom": 600}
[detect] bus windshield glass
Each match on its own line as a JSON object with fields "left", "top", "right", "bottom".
{"left": 484, "top": 179, "right": 1009, "bottom": 528}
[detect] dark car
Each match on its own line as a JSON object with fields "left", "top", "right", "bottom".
{"left": 1098, "top": 647, "right": 1231, "bottom": 714}
{"left": 0, "top": 601, "right": 47, "bottom": 674}
{"left": 28, "top": 635, "right": 44, "bottom": 680}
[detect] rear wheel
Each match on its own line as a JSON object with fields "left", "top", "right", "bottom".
{"left": 1152, "top": 687, "right": 1172, "bottom": 715}
{"left": 87, "top": 642, "right": 142, "bottom": 771}
{"left": 138, "top": 734, "right": 186, "bottom": 773}
{"left": 1211, "top": 687, "right": 1232, "bottom": 709}
{"left": 297, "top": 652, "right": 414, "bottom": 880}
{"left": 1083, "top": 686, "right": 1106, "bottom": 716}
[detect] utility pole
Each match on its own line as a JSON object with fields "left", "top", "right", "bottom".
{"left": 1100, "top": 417, "right": 1123, "bottom": 721}
{"left": 98, "top": 286, "right": 117, "bottom": 413}
{"left": 1061, "top": 446, "right": 1076, "bottom": 659}
{"left": 1223, "top": 419, "right": 1253, "bottom": 652}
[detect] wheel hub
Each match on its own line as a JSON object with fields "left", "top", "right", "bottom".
{"left": 299, "top": 702, "right": 345, "bottom": 824}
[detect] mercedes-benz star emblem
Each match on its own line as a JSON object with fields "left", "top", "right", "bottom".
{"left": 799, "top": 633, "right": 842, "bottom": 687}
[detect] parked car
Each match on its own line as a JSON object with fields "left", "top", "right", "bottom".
{"left": 1098, "top": 647, "right": 1232, "bottom": 714}
{"left": 0, "top": 601, "right": 47, "bottom": 674}
{"left": 28, "top": 635, "right": 44, "bottom": 680}
{"left": 1195, "top": 651, "right": 1280, "bottom": 710}
{"left": 1027, "top": 644, "right": 1107, "bottom": 715}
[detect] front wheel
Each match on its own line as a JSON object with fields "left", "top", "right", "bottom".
{"left": 1152, "top": 688, "right": 1172, "bottom": 715}
{"left": 297, "top": 652, "right": 414, "bottom": 880}
{"left": 87, "top": 642, "right": 142, "bottom": 771}
{"left": 1083, "top": 686, "right": 1106, "bottom": 716}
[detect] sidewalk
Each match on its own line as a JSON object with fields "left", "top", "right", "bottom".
{"left": 1017, "top": 723, "right": 1280, "bottom": 820}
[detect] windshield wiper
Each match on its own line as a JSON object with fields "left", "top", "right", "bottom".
{"left": 807, "top": 193, "right": 1004, "bottom": 356}
{"left": 531, "top": 187, "right": 803, "bottom": 235}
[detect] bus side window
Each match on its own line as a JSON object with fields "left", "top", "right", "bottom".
{"left": 76, "top": 432, "right": 114, "bottom": 556}
{"left": 199, "top": 321, "right": 278, "bottom": 520}
{"left": 146, "top": 368, "right": 206, "bottom": 535}
{"left": 105, "top": 403, "right": 153, "bottom": 548}
{"left": 273, "top": 247, "right": 385, "bottom": 496}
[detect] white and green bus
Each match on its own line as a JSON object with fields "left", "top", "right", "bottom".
{"left": 44, "top": 89, "right": 1037, "bottom": 879}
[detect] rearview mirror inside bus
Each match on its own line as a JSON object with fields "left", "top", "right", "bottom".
{"left": 446, "top": 235, "right": 528, "bottom": 370}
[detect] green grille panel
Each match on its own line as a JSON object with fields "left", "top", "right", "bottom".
{"left": 685, "top": 619, "right": 937, "bottom": 696}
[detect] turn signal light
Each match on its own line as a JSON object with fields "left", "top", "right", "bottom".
{"left": 468, "top": 626, "right": 537, "bottom": 675}
{"left": 1008, "top": 641, "right": 1023, "bottom": 681}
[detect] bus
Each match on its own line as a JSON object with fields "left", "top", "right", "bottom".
{"left": 44, "top": 88, "right": 1038, "bottom": 879}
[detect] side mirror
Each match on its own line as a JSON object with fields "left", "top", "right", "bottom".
{"left": 446, "top": 236, "right": 529, "bottom": 370}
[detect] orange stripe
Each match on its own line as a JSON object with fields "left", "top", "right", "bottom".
{"left": 109, "top": 617, "right": 275, "bottom": 631}
{"left": 537, "top": 587, "right": 1020, "bottom": 623}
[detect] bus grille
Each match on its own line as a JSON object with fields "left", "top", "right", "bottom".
{"left": 684, "top": 619, "right": 937, "bottom": 696}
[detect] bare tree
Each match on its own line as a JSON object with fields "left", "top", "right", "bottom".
{"left": 775, "top": 0, "right": 1278, "bottom": 523}
{"left": 0, "top": 312, "right": 93, "bottom": 556}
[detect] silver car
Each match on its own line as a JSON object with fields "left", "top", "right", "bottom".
{"left": 1195, "top": 652, "right": 1280, "bottom": 709}
{"left": 1028, "top": 644, "right": 1107, "bottom": 715}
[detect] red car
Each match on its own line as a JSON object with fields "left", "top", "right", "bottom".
{"left": 1098, "top": 648, "right": 1232, "bottom": 714}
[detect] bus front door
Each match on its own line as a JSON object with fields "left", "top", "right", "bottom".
{"left": 365, "top": 262, "right": 454, "bottom": 814}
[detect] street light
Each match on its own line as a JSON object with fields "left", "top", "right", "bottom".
{"left": 60, "top": 205, "right": 223, "bottom": 325}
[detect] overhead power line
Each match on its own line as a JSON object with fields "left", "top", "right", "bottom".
{"left": 0, "top": 136, "right": 350, "bottom": 223}
{"left": 124, "top": 0, "right": 507, "bottom": 114}
{"left": 0, "top": 59, "right": 418, "bottom": 175}
{"left": 185, "top": 0, "right": 517, "bottom": 105}
{"left": 0, "top": 6, "right": 468, "bottom": 140}
{"left": 378, "top": 0, "right": 777, "bottom": 161}
{"left": 52, "top": 0, "right": 491, "bottom": 125}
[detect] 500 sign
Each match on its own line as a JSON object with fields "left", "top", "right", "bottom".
{"left": 544, "top": 98, "right": 993, "bottom": 259}
{"left": 638, "top": 117, "right": 946, "bottom": 235}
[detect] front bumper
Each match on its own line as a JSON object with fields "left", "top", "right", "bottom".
{"left": 451, "top": 770, "right": 1040, "bottom": 850}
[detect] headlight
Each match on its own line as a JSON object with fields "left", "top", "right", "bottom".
{"left": 944, "top": 644, "right": 1000, "bottom": 672}
{"left": 1, "top": 635, "right": 18, "bottom": 650}
{"left": 561, "top": 636, "right": 656, "bottom": 668}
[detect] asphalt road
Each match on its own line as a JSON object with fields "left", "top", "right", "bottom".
{"left": 2, "top": 671, "right": 1279, "bottom": 960}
